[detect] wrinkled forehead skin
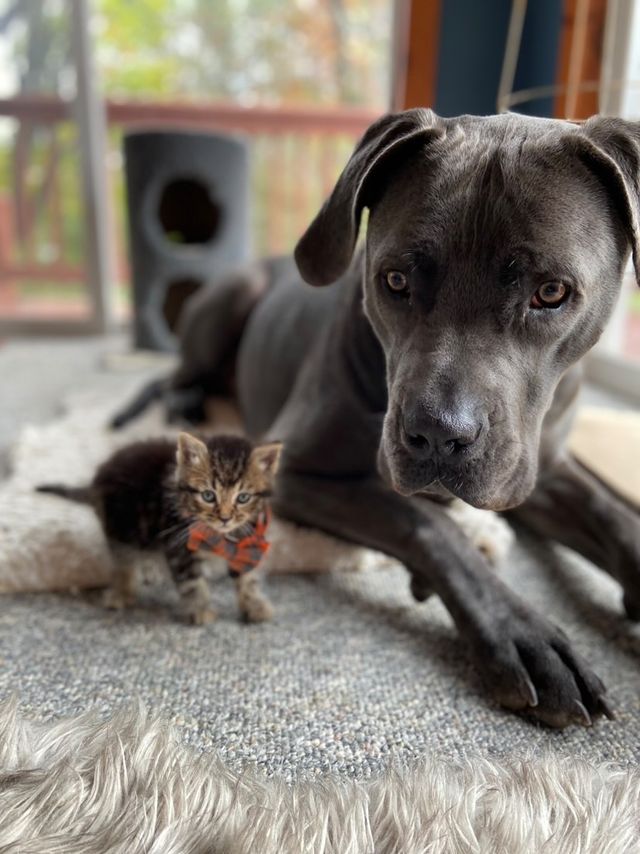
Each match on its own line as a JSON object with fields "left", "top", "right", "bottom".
{"left": 367, "top": 113, "right": 625, "bottom": 312}
{"left": 363, "top": 113, "right": 629, "bottom": 510}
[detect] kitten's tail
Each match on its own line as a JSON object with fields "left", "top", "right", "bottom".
{"left": 110, "top": 377, "right": 166, "bottom": 430}
{"left": 36, "top": 484, "right": 92, "bottom": 504}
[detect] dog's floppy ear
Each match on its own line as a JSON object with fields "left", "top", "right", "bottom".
{"left": 573, "top": 116, "right": 640, "bottom": 285}
{"left": 294, "top": 108, "right": 444, "bottom": 286}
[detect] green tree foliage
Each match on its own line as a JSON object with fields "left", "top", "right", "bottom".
{"left": 97, "top": 0, "right": 183, "bottom": 96}
{"left": 0, "top": 0, "right": 391, "bottom": 311}
{"left": 96, "top": 0, "right": 391, "bottom": 107}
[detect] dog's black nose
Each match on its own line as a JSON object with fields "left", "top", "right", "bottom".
{"left": 403, "top": 405, "right": 484, "bottom": 458}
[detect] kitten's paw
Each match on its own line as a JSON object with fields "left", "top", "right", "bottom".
{"left": 103, "top": 587, "right": 134, "bottom": 610}
{"left": 187, "top": 606, "right": 218, "bottom": 626}
{"left": 242, "top": 597, "right": 274, "bottom": 623}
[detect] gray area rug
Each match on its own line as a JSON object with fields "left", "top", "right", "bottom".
{"left": 2, "top": 538, "right": 640, "bottom": 781}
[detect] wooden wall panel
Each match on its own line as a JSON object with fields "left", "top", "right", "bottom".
{"left": 554, "top": 0, "right": 608, "bottom": 118}
{"left": 392, "top": 0, "right": 441, "bottom": 110}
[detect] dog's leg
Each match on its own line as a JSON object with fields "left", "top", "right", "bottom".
{"left": 274, "top": 472, "right": 610, "bottom": 727}
{"left": 165, "top": 386, "right": 208, "bottom": 426}
{"left": 165, "top": 265, "right": 270, "bottom": 425}
{"left": 509, "top": 454, "right": 640, "bottom": 619}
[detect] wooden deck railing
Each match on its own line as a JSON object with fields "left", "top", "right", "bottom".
{"left": 0, "top": 95, "right": 379, "bottom": 323}
{"left": 0, "top": 95, "right": 379, "bottom": 134}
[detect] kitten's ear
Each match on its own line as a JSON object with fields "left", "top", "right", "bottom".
{"left": 251, "top": 442, "right": 283, "bottom": 477}
{"left": 176, "top": 432, "right": 209, "bottom": 472}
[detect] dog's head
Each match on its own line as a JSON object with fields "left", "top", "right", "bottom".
{"left": 295, "top": 109, "right": 640, "bottom": 510}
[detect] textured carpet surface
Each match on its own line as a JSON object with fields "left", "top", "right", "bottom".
{"left": 0, "top": 338, "right": 639, "bottom": 786}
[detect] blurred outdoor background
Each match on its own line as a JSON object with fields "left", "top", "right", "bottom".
{"left": 0, "top": 0, "right": 638, "bottom": 398}
{"left": 0, "top": 0, "right": 390, "bottom": 323}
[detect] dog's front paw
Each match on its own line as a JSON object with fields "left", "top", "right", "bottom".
{"left": 471, "top": 609, "right": 614, "bottom": 728}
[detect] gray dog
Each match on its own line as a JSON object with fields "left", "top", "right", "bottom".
{"left": 114, "top": 109, "right": 640, "bottom": 728}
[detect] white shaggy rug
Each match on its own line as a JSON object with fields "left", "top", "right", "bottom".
{"left": 2, "top": 697, "right": 639, "bottom": 854}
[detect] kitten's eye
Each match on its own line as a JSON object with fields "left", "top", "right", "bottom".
{"left": 201, "top": 489, "right": 216, "bottom": 503}
{"left": 530, "top": 281, "right": 569, "bottom": 309}
{"left": 236, "top": 492, "right": 251, "bottom": 505}
{"left": 385, "top": 270, "right": 408, "bottom": 294}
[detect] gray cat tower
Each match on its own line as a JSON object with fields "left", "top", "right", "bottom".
{"left": 123, "top": 130, "right": 250, "bottom": 351}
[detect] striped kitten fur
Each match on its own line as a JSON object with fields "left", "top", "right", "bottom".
{"left": 37, "top": 433, "right": 282, "bottom": 624}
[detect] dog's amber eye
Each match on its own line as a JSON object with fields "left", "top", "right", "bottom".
{"left": 530, "top": 281, "right": 569, "bottom": 309}
{"left": 385, "top": 270, "right": 408, "bottom": 293}
{"left": 201, "top": 489, "right": 216, "bottom": 503}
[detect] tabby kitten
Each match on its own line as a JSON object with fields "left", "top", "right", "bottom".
{"left": 37, "top": 433, "right": 282, "bottom": 624}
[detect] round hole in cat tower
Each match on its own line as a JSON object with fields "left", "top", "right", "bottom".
{"left": 158, "top": 178, "right": 220, "bottom": 245}
{"left": 162, "top": 278, "right": 203, "bottom": 334}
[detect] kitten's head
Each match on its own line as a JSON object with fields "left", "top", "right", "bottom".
{"left": 176, "top": 432, "right": 282, "bottom": 534}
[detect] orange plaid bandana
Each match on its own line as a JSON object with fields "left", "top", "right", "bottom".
{"left": 187, "top": 509, "right": 271, "bottom": 577}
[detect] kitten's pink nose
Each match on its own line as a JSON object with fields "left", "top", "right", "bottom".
{"left": 219, "top": 515, "right": 231, "bottom": 523}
